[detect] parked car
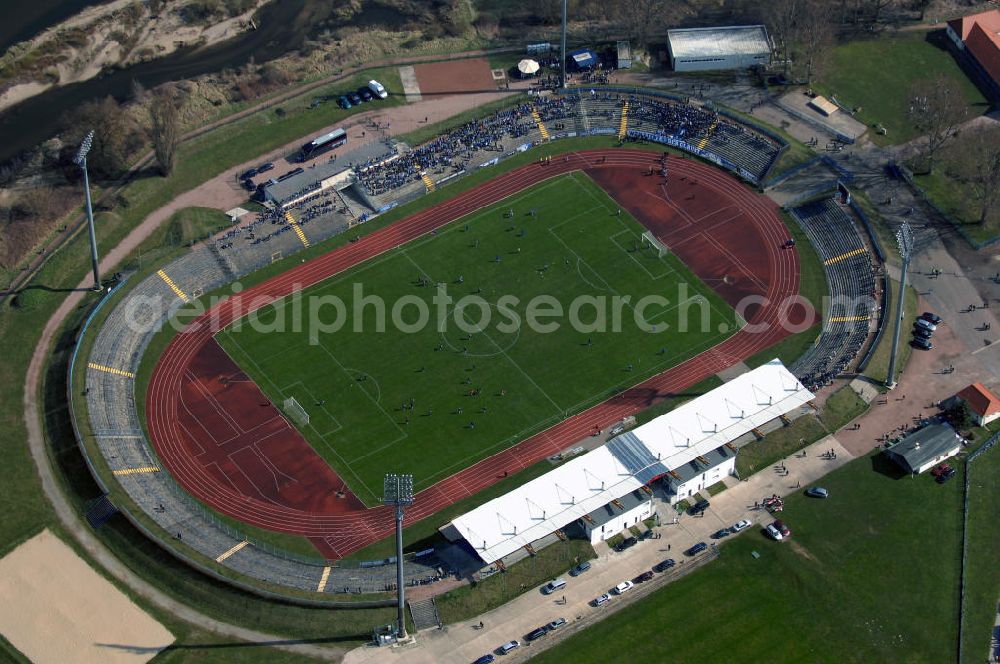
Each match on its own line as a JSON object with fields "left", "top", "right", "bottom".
{"left": 912, "top": 336, "right": 934, "bottom": 350}
{"left": 239, "top": 167, "right": 258, "bottom": 180}
{"left": 546, "top": 618, "right": 567, "bottom": 631}
{"left": 732, "top": 519, "right": 752, "bottom": 532}
{"left": 921, "top": 312, "right": 942, "bottom": 325}
{"left": 931, "top": 463, "right": 953, "bottom": 478}
{"left": 368, "top": 79, "right": 388, "bottom": 99}
{"left": 688, "top": 499, "right": 711, "bottom": 515}
{"left": 936, "top": 466, "right": 957, "bottom": 483}
{"left": 684, "top": 542, "right": 708, "bottom": 556}
{"left": 773, "top": 519, "right": 791, "bottom": 537}
{"left": 336, "top": 95, "right": 352, "bottom": 109}
{"left": 766, "top": 523, "right": 784, "bottom": 541}
{"left": 912, "top": 326, "right": 933, "bottom": 340}
{"left": 525, "top": 626, "right": 549, "bottom": 642}
{"left": 569, "top": 561, "right": 591, "bottom": 577}
{"left": 614, "top": 581, "right": 634, "bottom": 594}
{"left": 497, "top": 640, "right": 520, "bottom": 655}
{"left": 347, "top": 91, "right": 362, "bottom": 105}
{"left": 592, "top": 593, "right": 611, "bottom": 606}
{"left": 639, "top": 528, "right": 655, "bottom": 540}
{"left": 241, "top": 178, "right": 255, "bottom": 191}
{"left": 805, "top": 486, "right": 829, "bottom": 498}
{"left": 632, "top": 571, "right": 654, "bottom": 584}
{"left": 542, "top": 578, "right": 566, "bottom": 594}
{"left": 473, "top": 655, "right": 495, "bottom": 664}
{"left": 257, "top": 162, "right": 274, "bottom": 174}
{"left": 357, "top": 86, "right": 374, "bottom": 102}
{"left": 712, "top": 527, "right": 731, "bottom": 539}
{"left": 915, "top": 318, "right": 937, "bottom": 332}
{"left": 613, "top": 536, "right": 638, "bottom": 552}
{"left": 652, "top": 558, "right": 676, "bottom": 572}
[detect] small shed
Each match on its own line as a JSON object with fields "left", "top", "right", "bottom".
{"left": 883, "top": 422, "right": 964, "bottom": 475}
{"left": 808, "top": 95, "right": 839, "bottom": 117}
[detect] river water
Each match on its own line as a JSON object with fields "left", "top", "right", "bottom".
{"left": 0, "top": 0, "right": 381, "bottom": 162}
{"left": 0, "top": 0, "right": 111, "bottom": 54}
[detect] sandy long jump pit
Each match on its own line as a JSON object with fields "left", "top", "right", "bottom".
{"left": 0, "top": 529, "right": 174, "bottom": 663}
{"left": 412, "top": 58, "right": 495, "bottom": 96}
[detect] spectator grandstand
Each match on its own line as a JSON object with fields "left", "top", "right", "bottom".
{"left": 788, "top": 197, "right": 880, "bottom": 391}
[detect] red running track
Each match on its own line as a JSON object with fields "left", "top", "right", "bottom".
{"left": 146, "top": 149, "right": 805, "bottom": 559}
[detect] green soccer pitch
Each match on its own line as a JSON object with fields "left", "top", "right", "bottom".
{"left": 217, "top": 172, "right": 739, "bottom": 505}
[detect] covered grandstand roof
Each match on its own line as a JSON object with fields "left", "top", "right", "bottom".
{"left": 667, "top": 25, "right": 770, "bottom": 60}
{"left": 445, "top": 359, "right": 813, "bottom": 564}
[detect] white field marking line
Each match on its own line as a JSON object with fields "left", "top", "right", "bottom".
{"left": 609, "top": 230, "right": 673, "bottom": 281}
{"left": 225, "top": 178, "right": 570, "bottom": 364}
{"left": 400, "top": 249, "right": 564, "bottom": 414}
{"left": 565, "top": 170, "right": 681, "bottom": 280}
{"left": 218, "top": 329, "right": 295, "bottom": 414}
{"left": 281, "top": 379, "right": 344, "bottom": 437}
{"left": 972, "top": 338, "right": 1000, "bottom": 355}
{"left": 310, "top": 341, "right": 407, "bottom": 469}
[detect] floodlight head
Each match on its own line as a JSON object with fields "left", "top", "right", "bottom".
{"left": 74, "top": 130, "right": 95, "bottom": 166}
{"left": 896, "top": 221, "right": 913, "bottom": 261}
{"left": 383, "top": 473, "right": 414, "bottom": 506}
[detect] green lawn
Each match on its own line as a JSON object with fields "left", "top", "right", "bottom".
{"left": 820, "top": 384, "right": 869, "bottom": 432}
{"left": 815, "top": 31, "right": 989, "bottom": 145}
{"left": 435, "top": 539, "right": 596, "bottom": 625}
{"left": 735, "top": 415, "right": 828, "bottom": 478}
{"left": 863, "top": 278, "right": 918, "bottom": 386}
{"left": 217, "top": 171, "right": 738, "bottom": 504}
{"left": 535, "top": 452, "right": 965, "bottom": 663}
{"left": 962, "top": 442, "right": 1000, "bottom": 663}
{"left": 911, "top": 167, "right": 1000, "bottom": 246}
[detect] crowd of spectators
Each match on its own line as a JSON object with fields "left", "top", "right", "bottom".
{"left": 355, "top": 97, "right": 576, "bottom": 197}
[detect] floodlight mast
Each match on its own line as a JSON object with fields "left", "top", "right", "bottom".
{"left": 560, "top": 0, "right": 568, "bottom": 88}
{"left": 73, "top": 130, "right": 101, "bottom": 292}
{"left": 885, "top": 222, "right": 914, "bottom": 389}
{"left": 384, "top": 474, "right": 414, "bottom": 640}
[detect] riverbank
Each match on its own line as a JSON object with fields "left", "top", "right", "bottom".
{"left": 0, "top": 0, "right": 272, "bottom": 114}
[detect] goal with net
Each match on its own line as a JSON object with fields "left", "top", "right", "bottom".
{"left": 641, "top": 231, "right": 669, "bottom": 258}
{"left": 282, "top": 397, "right": 310, "bottom": 427}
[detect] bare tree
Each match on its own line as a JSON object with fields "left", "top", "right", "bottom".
{"left": 149, "top": 89, "right": 182, "bottom": 176}
{"left": 798, "top": 0, "right": 835, "bottom": 83}
{"left": 760, "top": 0, "right": 805, "bottom": 75}
{"left": 907, "top": 75, "right": 968, "bottom": 174}
{"left": 622, "top": 0, "right": 669, "bottom": 46}
{"left": 961, "top": 126, "right": 1000, "bottom": 225}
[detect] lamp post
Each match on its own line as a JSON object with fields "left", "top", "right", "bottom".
{"left": 885, "top": 222, "right": 914, "bottom": 389}
{"left": 384, "top": 473, "right": 414, "bottom": 640}
{"left": 560, "top": 0, "right": 568, "bottom": 88}
{"left": 73, "top": 130, "right": 101, "bottom": 292}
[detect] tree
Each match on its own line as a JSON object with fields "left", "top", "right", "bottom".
{"left": 69, "top": 96, "right": 138, "bottom": 179}
{"left": 961, "top": 126, "right": 1000, "bottom": 225}
{"left": 760, "top": 0, "right": 805, "bottom": 75}
{"left": 907, "top": 75, "right": 968, "bottom": 174}
{"left": 798, "top": 0, "right": 835, "bottom": 83}
{"left": 622, "top": 0, "right": 669, "bottom": 47}
{"left": 149, "top": 89, "right": 182, "bottom": 176}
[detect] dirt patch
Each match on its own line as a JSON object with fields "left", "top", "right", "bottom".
{"left": 787, "top": 539, "right": 819, "bottom": 563}
{"left": 0, "top": 529, "right": 174, "bottom": 663}
{"left": 413, "top": 58, "right": 495, "bottom": 96}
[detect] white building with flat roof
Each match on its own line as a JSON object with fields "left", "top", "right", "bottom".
{"left": 667, "top": 25, "right": 771, "bottom": 72}
{"left": 440, "top": 359, "right": 813, "bottom": 565}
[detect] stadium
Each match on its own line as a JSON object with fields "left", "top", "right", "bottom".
{"left": 66, "top": 84, "right": 894, "bottom": 603}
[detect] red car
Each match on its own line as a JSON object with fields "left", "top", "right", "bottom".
{"left": 931, "top": 463, "right": 953, "bottom": 478}
{"left": 772, "top": 519, "right": 791, "bottom": 538}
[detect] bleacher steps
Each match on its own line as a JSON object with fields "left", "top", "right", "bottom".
{"left": 408, "top": 597, "right": 442, "bottom": 631}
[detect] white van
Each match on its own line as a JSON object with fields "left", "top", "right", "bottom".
{"left": 542, "top": 578, "right": 566, "bottom": 594}
{"left": 367, "top": 80, "right": 388, "bottom": 99}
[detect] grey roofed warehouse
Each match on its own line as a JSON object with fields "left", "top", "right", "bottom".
{"left": 883, "top": 422, "right": 964, "bottom": 475}
{"left": 667, "top": 25, "right": 771, "bottom": 72}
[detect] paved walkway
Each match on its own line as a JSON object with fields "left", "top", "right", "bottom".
{"left": 342, "top": 436, "right": 852, "bottom": 664}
